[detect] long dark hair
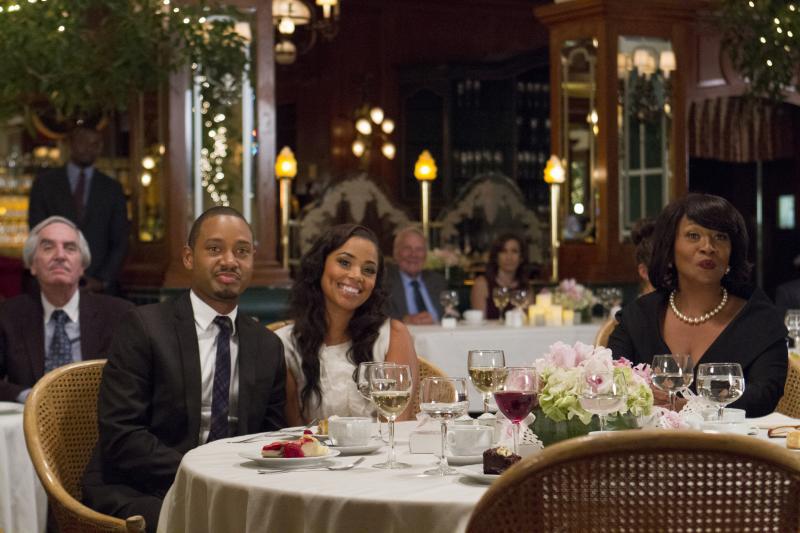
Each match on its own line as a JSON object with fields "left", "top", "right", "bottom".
{"left": 485, "top": 233, "right": 529, "bottom": 287}
{"left": 288, "top": 224, "right": 388, "bottom": 415}
{"left": 648, "top": 193, "right": 752, "bottom": 295}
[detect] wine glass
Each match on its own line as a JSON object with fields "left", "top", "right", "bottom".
{"left": 492, "top": 287, "right": 511, "bottom": 319}
{"left": 368, "top": 363, "right": 413, "bottom": 469}
{"left": 419, "top": 377, "right": 469, "bottom": 476}
{"left": 697, "top": 363, "right": 745, "bottom": 422}
{"left": 467, "top": 350, "right": 506, "bottom": 413}
{"left": 651, "top": 354, "right": 694, "bottom": 411}
{"left": 439, "top": 290, "right": 460, "bottom": 319}
{"left": 785, "top": 309, "right": 800, "bottom": 351}
{"left": 357, "top": 362, "right": 384, "bottom": 440}
{"left": 578, "top": 368, "right": 627, "bottom": 432}
{"left": 510, "top": 288, "right": 530, "bottom": 311}
{"left": 493, "top": 367, "right": 538, "bottom": 454}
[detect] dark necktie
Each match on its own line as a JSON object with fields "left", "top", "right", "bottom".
{"left": 46, "top": 310, "right": 73, "bottom": 373}
{"left": 73, "top": 168, "right": 86, "bottom": 221}
{"left": 208, "top": 316, "right": 233, "bottom": 442}
{"left": 410, "top": 279, "right": 428, "bottom": 314}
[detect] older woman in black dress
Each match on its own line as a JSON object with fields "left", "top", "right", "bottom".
{"left": 608, "top": 193, "right": 787, "bottom": 416}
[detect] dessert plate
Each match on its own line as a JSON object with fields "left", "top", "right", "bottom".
{"left": 457, "top": 463, "right": 499, "bottom": 484}
{"left": 239, "top": 449, "right": 340, "bottom": 468}
{"left": 445, "top": 453, "right": 483, "bottom": 466}
{"left": 328, "top": 442, "right": 383, "bottom": 456}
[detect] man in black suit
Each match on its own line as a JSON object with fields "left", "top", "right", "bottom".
{"left": 28, "top": 126, "right": 129, "bottom": 293}
{"left": 385, "top": 226, "right": 447, "bottom": 324}
{"left": 82, "top": 206, "right": 286, "bottom": 529}
{"left": 0, "top": 216, "right": 133, "bottom": 402}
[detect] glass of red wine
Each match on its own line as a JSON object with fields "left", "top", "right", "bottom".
{"left": 493, "top": 366, "right": 539, "bottom": 454}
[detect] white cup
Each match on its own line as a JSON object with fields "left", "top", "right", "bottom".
{"left": 463, "top": 309, "right": 484, "bottom": 325}
{"left": 328, "top": 417, "right": 372, "bottom": 446}
{"left": 446, "top": 425, "right": 493, "bottom": 456}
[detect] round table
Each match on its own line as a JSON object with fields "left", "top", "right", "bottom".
{"left": 0, "top": 403, "right": 47, "bottom": 533}
{"left": 157, "top": 421, "right": 488, "bottom": 533}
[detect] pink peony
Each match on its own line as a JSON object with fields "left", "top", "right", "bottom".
{"left": 546, "top": 341, "right": 578, "bottom": 369}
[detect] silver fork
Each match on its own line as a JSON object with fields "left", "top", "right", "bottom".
{"left": 257, "top": 456, "right": 365, "bottom": 474}
{"left": 230, "top": 418, "right": 320, "bottom": 444}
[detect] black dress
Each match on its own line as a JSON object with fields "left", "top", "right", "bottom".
{"left": 608, "top": 288, "right": 788, "bottom": 417}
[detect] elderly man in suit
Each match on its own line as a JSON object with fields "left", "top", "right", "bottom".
{"left": 385, "top": 226, "right": 447, "bottom": 325}
{"left": 0, "top": 216, "right": 133, "bottom": 402}
{"left": 82, "top": 206, "right": 287, "bottom": 529}
{"left": 28, "top": 126, "right": 129, "bottom": 293}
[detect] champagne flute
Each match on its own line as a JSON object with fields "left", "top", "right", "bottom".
{"left": 420, "top": 377, "right": 469, "bottom": 476}
{"left": 357, "top": 362, "right": 384, "bottom": 440}
{"left": 510, "top": 288, "right": 529, "bottom": 311}
{"left": 439, "top": 290, "right": 460, "bottom": 319}
{"left": 369, "top": 363, "right": 413, "bottom": 469}
{"left": 467, "top": 350, "right": 507, "bottom": 413}
{"left": 492, "top": 287, "right": 511, "bottom": 319}
{"left": 493, "top": 367, "right": 538, "bottom": 454}
{"left": 697, "top": 363, "right": 745, "bottom": 422}
{"left": 578, "top": 368, "right": 627, "bottom": 432}
{"left": 651, "top": 354, "right": 694, "bottom": 411}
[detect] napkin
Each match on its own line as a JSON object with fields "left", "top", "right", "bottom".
{"left": 747, "top": 412, "right": 800, "bottom": 429}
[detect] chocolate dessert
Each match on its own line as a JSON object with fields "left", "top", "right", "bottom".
{"left": 483, "top": 446, "right": 521, "bottom": 475}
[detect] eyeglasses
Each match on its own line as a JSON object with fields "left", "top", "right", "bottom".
{"left": 767, "top": 425, "right": 800, "bottom": 438}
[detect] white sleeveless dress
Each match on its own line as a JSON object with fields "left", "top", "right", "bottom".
{"left": 276, "top": 319, "right": 391, "bottom": 420}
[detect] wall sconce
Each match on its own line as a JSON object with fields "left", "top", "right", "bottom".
{"left": 273, "top": 0, "right": 340, "bottom": 65}
{"left": 414, "top": 150, "right": 437, "bottom": 246}
{"left": 544, "top": 155, "right": 565, "bottom": 282}
{"left": 275, "top": 146, "right": 297, "bottom": 269}
{"left": 351, "top": 104, "right": 395, "bottom": 165}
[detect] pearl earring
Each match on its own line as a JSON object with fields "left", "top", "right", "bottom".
{"left": 725, "top": 266, "right": 731, "bottom": 275}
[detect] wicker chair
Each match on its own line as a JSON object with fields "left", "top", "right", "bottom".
{"left": 777, "top": 356, "right": 800, "bottom": 417}
{"left": 23, "top": 360, "right": 145, "bottom": 532}
{"left": 265, "top": 319, "right": 293, "bottom": 331}
{"left": 593, "top": 318, "right": 618, "bottom": 348}
{"left": 411, "top": 356, "right": 449, "bottom": 414}
{"left": 466, "top": 429, "right": 800, "bottom": 533}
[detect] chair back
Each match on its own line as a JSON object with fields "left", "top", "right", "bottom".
{"left": 413, "top": 356, "right": 449, "bottom": 414}
{"left": 593, "top": 318, "right": 617, "bottom": 347}
{"left": 23, "top": 360, "right": 145, "bottom": 532}
{"left": 466, "top": 430, "right": 800, "bottom": 533}
{"left": 777, "top": 356, "right": 800, "bottom": 417}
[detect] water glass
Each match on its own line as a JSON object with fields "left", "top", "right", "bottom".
{"left": 493, "top": 367, "right": 538, "bottom": 454}
{"left": 419, "top": 377, "right": 469, "bottom": 476}
{"left": 651, "top": 354, "right": 694, "bottom": 411}
{"left": 467, "top": 350, "right": 506, "bottom": 413}
{"left": 368, "top": 363, "right": 413, "bottom": 469}
{"left": 357, "top": 362, "right": 384, "bottom": 440}
{"left": 785, "top": 310, "right": 800, "bottom": 349}
{"left": 439, "top": 290, "right": 460, "bottom": 319}
{"left": 578, "top": 368, "right": 627, "bottom": 432}
{"left": 697, "top": 363, "right": 745, "bottom": 421}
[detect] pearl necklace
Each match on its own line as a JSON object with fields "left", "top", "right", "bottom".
{"left": 669, "top": 288, "right": 728, "bottom": 325}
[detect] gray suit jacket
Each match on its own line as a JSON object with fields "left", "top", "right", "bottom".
{"left": 384, "top": 264, "right": 447, "bottom": 321}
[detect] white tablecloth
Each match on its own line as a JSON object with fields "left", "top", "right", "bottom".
{"left": 0, "top": 404, "right": 47, "bottom": 533}
{"left": 408, "top": 322, "right": 599, "bottom": 411}
{"left": 158, "top": 422, "right": 486, "bottom": 533}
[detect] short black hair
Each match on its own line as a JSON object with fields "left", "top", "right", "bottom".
{"left": 631, "top": 217, "right": 656, "bottom": 267}
{"left": 187, "top": 206, "right": 252, "bottom": 248}
{"left": 648, "top": 193, "right": 752, "bottom": 295}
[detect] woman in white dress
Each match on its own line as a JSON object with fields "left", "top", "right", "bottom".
{"left": 277, "top": 224, "right": 419, "bottom": 425}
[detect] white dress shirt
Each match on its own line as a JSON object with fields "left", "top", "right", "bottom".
{"left": 190, "top": 290, "right": 240, "bottom": 443}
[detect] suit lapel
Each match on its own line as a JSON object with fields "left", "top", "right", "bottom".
{"left": 78, "top": 293, "right": 100, "bottom": 357}
{"left": 54, "top": 170, "right": 80, "bottom": 221}
{"left": 236, "top": 315, "right": 256, "bottom": 435}
{"left": 174, "top": 294, "right": 202, "bottom": 442}
{"left": 390, "top": 268, "right": 409, "bottom": 316}
{"left": 27, "top": 297, "right": 46, "bottom": 379}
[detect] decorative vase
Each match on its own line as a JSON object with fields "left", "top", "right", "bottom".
{"left": 530, "top": 408, "right": 641, "bottom": 446}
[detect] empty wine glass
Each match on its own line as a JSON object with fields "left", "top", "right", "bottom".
{"left": 510, "top": 288, "right": 530, "bottom": 311}
{"left": 493, "top": 367, "right": 538, "bottom": 454}
{"left": 357, "top": 362, "right": 384, "bottom": 440}
{"left": 785, "top": 310, "right": 800, "bottom": 350}
{"left": 439, "top": 290, "right": 460, "bottom": 319}
{"left": 578, "top": 368, "right": 627, "bottom": 432}
{"left": 697, "top": 363, "right": 745, "bottom": 422}
{"left": 369, "top": 363, "right": 413, "bottom": 469}
{"left": 651, "top": 354, "right": 694, "bottom": 411}
{"left": 492, "top": 287, "right": 511, "bottom": 319}
{"left": 420, "top": 377, "right": 469, "bottom": 476}
{"left": 467, "top": 350, "right": 507, "bottom": 413}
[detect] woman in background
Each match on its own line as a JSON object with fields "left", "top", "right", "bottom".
{"left": 276, "top": 224, "right": 418, "bottom": 425}
{"left": 631, "top": 217, "right": 656, "bottom": 295}
{"left": 608, "top": 194, "right": 787, "bottom": 416}
{"left": 470, "top": 233, "right": 530, "bottom": 319}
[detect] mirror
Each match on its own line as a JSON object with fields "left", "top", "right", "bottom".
{"left": 617, "top": 36, "right": 674, "bottom": 238}
{"left": 560, "top": 38, "right": 597, "bottom": 242}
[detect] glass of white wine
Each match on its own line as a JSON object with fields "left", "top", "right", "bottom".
{"left": 651, "top": 354, "right": 694, "bottom": 411}
{"left": 491, "top": 287, "right": 511, "bottom": 319}
{"left": 697, "top": 363, "right": 744, "bottom": 422}
{"left": 467, "top": 349, "right": 507, "bottom": 413}
{"left": 419, "top": 377, "right": 469, "bottom": 476}
{"left": 368, "top": 363, "right": 413, "bottom": 469}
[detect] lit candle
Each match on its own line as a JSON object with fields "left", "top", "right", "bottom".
{"left": 562, "top": 309, "right": 575, "bottom": 325}
{"left": 536, "top": 292, "right": 552, "bottom": 307}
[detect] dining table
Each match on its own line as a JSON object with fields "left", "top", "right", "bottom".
{"left": 0, "top": 402, "right": 47, "bottom": 533}
{"left": 408, "top": 322, "right": 599, "bottom": 411}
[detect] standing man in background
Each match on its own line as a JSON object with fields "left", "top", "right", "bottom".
{"left": 28, "top": 125, "right": 129, "bottom": 294}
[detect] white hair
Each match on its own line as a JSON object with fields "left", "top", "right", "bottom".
{"left": 23, "top": 216, "right": 91, "bottom": 269}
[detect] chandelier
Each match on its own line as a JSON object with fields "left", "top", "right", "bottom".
{"left": 351, "top": 104, "right": 396, "bottom": 164}
{"left": 272, "top": 0, "right": 340, "bottom": 65}
{"left": 617, "top": 45, "right": 675, "bottom": 122}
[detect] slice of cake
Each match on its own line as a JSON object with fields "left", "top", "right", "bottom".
{"left": 261, "top": 434, "right": 329, "bottom": 458}
{"left": 483, "top": 446, "right": 521, "bottom": 475}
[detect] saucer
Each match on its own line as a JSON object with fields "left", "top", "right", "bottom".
{"left": 457, "top": 463, "right": 498, "bottom": 484}
{"left": 445, "top": 453, "right": 482, "bottom": 466}
{"left": 328, "top": 442, "right": 383, "bottom": 456}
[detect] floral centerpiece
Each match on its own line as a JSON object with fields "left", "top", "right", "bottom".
{"left": 424, "top": 246, "right": 470, "bottom": 282}
{"left": 552, "top": 278, "right": 595, "bottom": 313}
{"left": 531, "top": 341, "right": 654, "bottom": 445}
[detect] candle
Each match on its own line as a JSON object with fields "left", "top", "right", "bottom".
{"left": 536, "top": 292, "right": 552, "bottom": 307}
{"left": 547, "top": 304, "right": 563, "bottom": 326}
{"left": 562, "top": 309, "right": 575, "bottom": 325}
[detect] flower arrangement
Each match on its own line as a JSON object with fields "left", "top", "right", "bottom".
{"left": 424, "top": 246, "right": 470, "bottom": 271}
{"left": 553, "top": 278, "right": 595, "bottom": 311}
{"left": 533, "top": 341, "right": 654, "bottom": 425}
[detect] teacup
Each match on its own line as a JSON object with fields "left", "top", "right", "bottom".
{"left": 463, "top": 309, "right": 484, "bottom": 325}
{"left": 329, "top": 417, "right": 372, "bottom": 446}
{"left": 446, "top": 425, "right": 493, "bottom": 456}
